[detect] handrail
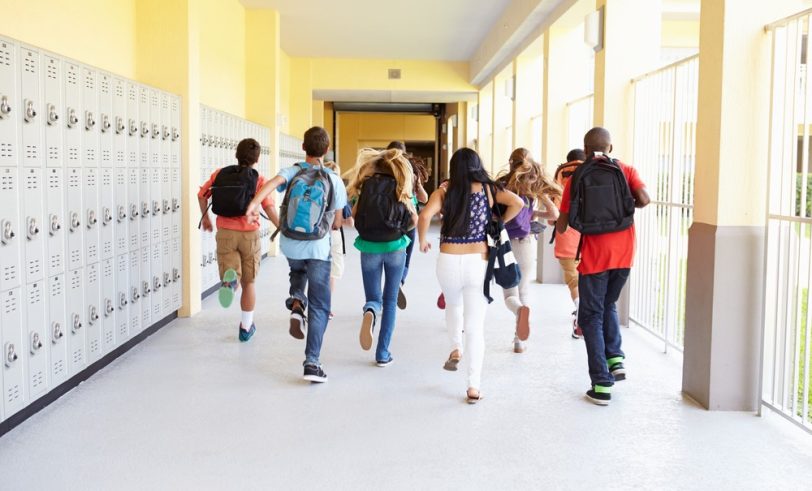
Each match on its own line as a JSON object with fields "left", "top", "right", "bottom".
{"left": 631, "top": 54, "right": 699, "bottom": 83}
{"left": 565, "top": 93, "right": 594, "bottom": 107}
{"left": 765, "top": 7, "right": 812, "bottom": 31}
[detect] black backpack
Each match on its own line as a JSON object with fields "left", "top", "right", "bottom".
{"left": 567, "top": 154, "right": 635, "bottom": 235}
{"left": 210, "top": 165, "right": 259, "bottom": 217}
{"left": 354, "top": 173, "right": 412, "bottom": 242}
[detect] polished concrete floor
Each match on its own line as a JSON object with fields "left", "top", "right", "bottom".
{"left": 1, "top": 230, "right": 812, "bottom": 490}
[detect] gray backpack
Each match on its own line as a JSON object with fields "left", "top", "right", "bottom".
{"left": 274, "top": 163, "right": 335, "bottom": 241}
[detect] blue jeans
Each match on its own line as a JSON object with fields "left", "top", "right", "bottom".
{"left": 360, "top": 250, "right": 407, "bottom": 362}
{"left": 578, "top": 269, "right": 629, "bottom": 386}
{"left": 401, "top": 228, "right": 416, "bottom": 284}
{"left": 286, "top": 258, "right": 332, "bottom": 367}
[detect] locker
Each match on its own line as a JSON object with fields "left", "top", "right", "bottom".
{"left": 47, "top": 274, "right": 68, "bottom": 387}
{"left": 19, "top": 46, "right": 43, "bottom": 168}
{"left": 21, "top": 167, "right": 45, "bottom": 283}
{"left": 161, "top": 167, "right": 170, "bottom": 242}
{"left": 1, "top": 288, "right": 25, "bottom": 417}
{"left": 128, "top": 250, "right": 141, "bottom": 335}
{"left": 138, "top": 86, "right": 149, "bottom": 168}
{"left": 160, "top": 92, "right": 170, "bottom": 169}
{"left": 170, "top": 96, "right": 180, "bottom": 172}
{"left": 171, "top": 167, "right": 180, "bottom": 238}
{"left": 64, "top": 167, "right": 83, "bottom": 271}
{"left": 98, "top": 73, "right": 113, "bottom": 168}
{"left": 42, "top": 54, "right": 62, "bottom": 168}
{"left": 151, "top": 167, "right": 161, "bottom": 245}
{"left": 127, "top": 167, "right": 139, "bottom": 251}
{"left": 161, "top": 240, "right": 171, "bottom": 316}
{"left": 63, "top": 62, "right": 81, "bottom": 167}
{"left": 112, "top": 78, "right": 127, "bottom": 169}
{"left": 126, "top": 82, "right": 138, "bottom": 172}
{"left": 25, "top": 281, "right": 49, "bottom": 400}
{"left": 140, "top": 246, "right": 151, "bottom": 327}
{"left": 83, "top": 167, "right": 99, "bottom": 265}
{"left": 0, "top": 39, "right": 18, "bottom": 167}
{"left": 65, "top": 267, "right": 86, "bottom": 375}
{"left": 114, "top": 168, "right": 128, "bottom": 254}
{"left": 139, "top": 167, "right": 150, "bottom": 247}
{"left": 45, "top": 168, "right": 65, "bottom": 276}
{"left": 151, "top": 243, "right": 162, "bottom": 319}
{"left": 101, "top": 258, "right": 115, "bottom": 353}
{"left": 84, "top": 262, "right": 101, "bottom": 363}
{"left": 81, "top": 67, "right": 98, "bottom": 168}
{"left": 99, "top": 167, "right": 114, "bottom": 260}
{"left": 0, "top": 166, "right": 21, "bottom": 291}
{"left": 171, "top": 237, "right": 181, "bottom": 311}
{"left": 149, "top": 89, "right": 159, "bottom": 168}
{"left": 115, "top": 254, "right": 129, "bottom": 342}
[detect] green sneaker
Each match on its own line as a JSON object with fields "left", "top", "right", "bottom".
{"left": 608, "top": 356, "right": 626, "bottom": 381}
{"left": 218, "top": 269, "right": 238, "bottom": 308}
{"left": 586, "top": 385, "right": 611, "bottom": 406}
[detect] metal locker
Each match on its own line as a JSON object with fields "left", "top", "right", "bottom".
{"left": 47, "top": 273, "right": 68, "bottom": 387}
{"left": 45, "top": 168, "right": 65, "bottom": 276}
{"left": 161, "top": 167, "right": 170, "bottom": 242}
{"left": 112, "top": 78, "right": 126, "bottom": 169}
{"left": 160, "top": 92, "right": 170, "bottom": 169}
{"left": 128, "top": 249, "right": 140, "bottom": 336}
{"left": 151, "top": 243, "right": 162, "bottom": 320}
{"left": 170, "top": 96, "right": 180, "bottom": 172}
{"left": 139, "top": 167, "right": 150, "bottom": 247}
{"left": 83, "top": 167, "right": 99, "bottom": 265}
{"left": 24, "top": 281, "right": 49, "bottom": 400}
{"left": 115, "top": 253, "right": 129, "bottom": 343}
{"left": 171, "top": 237, "right": 181, "bottom": 311}
{"left": 138, "top": 86, "right": 149, "bottom": 168}
{"left": 171, "top": 167, "right": 180, "bottom": 238}
{"left": 126, "top": 82, "right": 138, "bottom": 177}
{"left": 81, "top": 67, "right": 98, "bottom": 168}
{"left": 19, "top": 46, "right": 43, "bottom": 168}
{"left": 161, "top": 240, "right": 171, "bottom": 316}
{"left": 43, "top": 54, "right": 62, "bottom": 168}
{"left": 63, "top": 62, "right": 81, "bottom": 168}
{"left": 84, "top": 262, "right": 101, "bottom": 363}
{"left": 150, "top": 168, "right": 161, "bottom": 245}
{"left": 0, "top": 38, "right": 18, "bottom": 167}
{"left": 114, "top": 168, "right": 128, "bottom": 254}
{"left": 98, "top": 73, "right": 113, "bottom": 168}
{"left": 0, "top": 166, "right": 22, "bottom": 291}
{"left": 127, "top": 167, "right": 139, "bottom": 251}
{"left": 140, "top": 246, "right": 151, "bottom": 328}
{"left": 64, "top": 167, "right": 83, "bottom": 271}
{"left": 21, "top": 167, "right": 45, "bottom": 283}
{"left": 100, "top": 258, "right": 115, "bottom": 354}
{"left": 149, "top": 89, "right": 159, "bottom": 168}
{"left": 1, "top": 288, "right": 26, "bottom": 417}
{"left": 99, "top": 168, "right": 114, "bottom": 260}
{"left": 65, "top": 267, "right": 85, "bottom": 375}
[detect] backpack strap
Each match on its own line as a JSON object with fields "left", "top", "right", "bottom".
{"left": 197, "top": 202, "right": 212, "bottom": 229}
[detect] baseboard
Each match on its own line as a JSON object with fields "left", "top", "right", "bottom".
{"left": 201, "top": 282, "right": 220, "bottom": 300}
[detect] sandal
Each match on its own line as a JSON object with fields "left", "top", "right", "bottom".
{"left": 443, "top": 351, "right": 461, "bottom": 371}
{"left": 466, "top": 388, "right": 483, "bottom": 404}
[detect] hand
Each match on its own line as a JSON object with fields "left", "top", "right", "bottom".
{"left": 419, "top": 240, "right": 431, "bottom": 253}
{"left": 247, "top": 210, "right": 260, "bottom": 226}
{"left": 201, "top": 214, "right": 213, "bottom": 232}
{"left": 245, "top": 202, "right": 257, "bottom": 219}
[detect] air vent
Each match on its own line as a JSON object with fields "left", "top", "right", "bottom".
{"left": 388, "top": 69, "right": 401, "bottom": 80}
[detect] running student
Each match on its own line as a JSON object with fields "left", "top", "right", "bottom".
{"left": 347, "top": 148, "right": 417, "bottom": 366}
{"left": 496, "top": 148, "right": 560, "bottom": 353}
{"left": 323, "top": 161, "right": 353, "bottom": 320}
{"left": 556, "top": 127, "right": 650, "bottom": 406}
{"left": 246, "top": 126, "right": 347, "bottom": 383}
{"left": 418, "top": 148, "right": 523, "bottom": 404}
{"left": 198, "top": 138, "right": 278, "bottom": 342}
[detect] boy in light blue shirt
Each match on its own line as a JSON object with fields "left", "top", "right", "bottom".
{"left": 247, "top": 127, "right": 347, "bottom": 383}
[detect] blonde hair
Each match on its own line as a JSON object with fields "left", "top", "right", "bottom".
{"left": 498, "top": 147, "right": 562, "bottom": 202}
{"left": 346, "top": 148, "right": 416, "bottom": 211}
{"left": 323, "top": 160, "right": 340, "bottom": 174}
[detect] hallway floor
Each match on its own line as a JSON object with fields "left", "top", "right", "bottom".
{"left": 1, "top": 230, "right": 811, "bottom": 490}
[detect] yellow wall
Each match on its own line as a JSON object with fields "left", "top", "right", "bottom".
{"left": 279, "top": 49, "right": 292, "bottom": 134}
{"left": 3, "top": 0, "right": 137, "bottom": 78}
{"left": 662, "top": 19, "right": 700, "bottom": 48}
{"left": 288, "top": 57, "right": 314, "bottom": 137}
{"left": 306, "top": 58, "right": 474, "bottom": 92}
{"left": 336, "top": 113, "right": 436, "bottom": 169}
{"left": 199, "top": 0, "right": 246, "bottom": 117}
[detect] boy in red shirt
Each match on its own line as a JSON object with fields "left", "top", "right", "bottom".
{"left": 556, "top": 128, "right": 650, "bottom": 405}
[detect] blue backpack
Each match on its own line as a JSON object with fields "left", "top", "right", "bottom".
{"left": 275, "top": 163, "right": 335, "bottom": 241}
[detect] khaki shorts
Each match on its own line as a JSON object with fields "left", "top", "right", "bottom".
{"left": 216, "top": 229, "right": 261, "bottom": 283}
{"left": 558, "top": 258, "right": 580, "bottom": 300}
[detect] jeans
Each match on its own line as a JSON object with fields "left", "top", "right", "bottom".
{"left": 502, "top": 236, "right": 536, "bottom": 315}
{"left": 401, "top": 228, "right": 416, "bottom": 284}
{"left": 360, "top": 250, "right": 407, "bottom": 362}
{"left": 286, "top": 258, "right": 332, "bottom": 367}
{"left": 578, "top": 268, "right": 629, "bottom": 386}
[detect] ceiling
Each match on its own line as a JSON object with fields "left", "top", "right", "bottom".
{"left": 240, "top": 0, "right": 513, "bottom": 60}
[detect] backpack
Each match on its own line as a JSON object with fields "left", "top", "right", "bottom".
{"left": 354, "top": 173, "right": 413, "bottom": 242}
{"left": 567, "top": 154, "right": 635, "bottom": 236}
{"left": 548, "top": 161, "right": 581, "bottom": 245}
{"left": 277, "top": 163, "right": 335, "bottom": 241}
{"left": 210, "top": 165, "right": 258, "bottom": 217}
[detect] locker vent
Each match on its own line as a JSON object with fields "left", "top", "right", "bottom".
{"left": 50, "top": 278, "right": 63, "bottom": 297}
{"left": 128, "top": 151, "right": 137, "bottom": 163}
{"left": 140, "top": 90, "right": 147, "bottom": 104}
{"left": 140, "top": 152, "right": 148, "bottom": 166}
{"left": 67, "top": 67, "right": 77, "bottom": 85}
{"left": 115, "top": 84, "right": 124, "bottom": 98}
{"left": 28, "top": 284, "right": 42, "bottom": 305}
{"left": 25, "top": 145, "right": 38, "bottom": 160}
{"left": 49, "top": 255, "right": 62, "bottom": 273}
{"left": 162, "top": 98, "right": 168, "bottom": 110}
{"left": 27, "top": 259, "right": 42, "bottom": 279}
{"left": 88, "top": 265, "right": 98, "bottom": 284}
{"left": 152, "top": 305, "right": 160, "bottom": 317}
{"left": 48, "top": 172, "right": 59, "bottom": 188}
{"left": 103, "top": 260, "right": 112, "bottom": 277}
{"left": 7, "top": 384, "right": 20, "bottom": 405}
{"left": 84, "top": 71, "right": 95, "bottom": 90}
{"left": 105, "top": 331, "right": 113, "bottom": 346}
{"left": 129, "top": 87, "right": 137, "bottom": 102}
{"left": 85, "top": 147, "right": 96, "bottom": 161}
{"left": 68, "top": 147, "right": 79, "bottom": 162}
{"left": 116, "top": 172, "right": 125, "bottom": 185}
{"left": 48, "top": 145, "right": 59, "bottom": 161}
{"left": 69, "top": 272, "right": 80, "bottom": 290}
{"left": 70, "top": 250, "right": 81, "bottom": 265}
{"left": 101, "top": 77, "right": 109, "bottom": 94}
{"left": 85, "top": 169, "right": 96, "bottom": 187}
{"left": 90, "top": 339, "right": 99, "bottom": 354}
{"left": 130, "top": 237, "right": 138, "bottom": 250}
{"left": 72, "top": 348, "right": 83, "bottom": 365}
{"left": 3, "top": 292, "right": 18, "bottom": 314}
{"left": 102, "top": 149, "right": 111, "bottom": 162}
{"left": 53, "top": 360, "right": 65, "bottom": 377}
{"left": 0, "top": 141, "right": 13, "bottom": 159}
{"left": 130, "top": 318, "right": 139, "bottom": 332}
{"left": 25, "top": 172, "right": 39, "bottom": 190}
{"left": 117, "top": 238, "right": 126, "bottom": 252}
{"left": 32, "top": 370, "right": 45, "bottom": 390}
{"left": 1, "top": 172, "right": 15, "bottom": 190}
{"left": 118, "top": 258, "right": 127, "bottom": 272}
{"left": 102, "top": 171, "right": 112, "bottom": 186}
{"left": 103, "top": 242, "right": 112, "bottom": 257}
{"left": 3, "top": 264, "right": 17, "bottom": 284}
{"left": 68, "top": 170, "right": 80, "bottom": 188}
{"left": 116, "top": 150, "right": 125, "bottom": 164}
{"left": 119, "top": 322, "right": 127, "bottom": 338}
{"left": 23, "top": 52, "right": 36, "bottom": 74}
{"left": 0, "top": 44, "right": 11, "bottom": 66}
{"left": 46, "top": 60, "right": 57, "bottom": 79}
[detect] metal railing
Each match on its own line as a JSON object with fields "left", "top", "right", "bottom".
{"left": 628, "top": 55, "right": 699, "bottom": 352}
{"left": 566, "top": 94, "right": 594, "bottom": 151}
{"left": 763, "top": 13, "right": 812, "bottom": 432}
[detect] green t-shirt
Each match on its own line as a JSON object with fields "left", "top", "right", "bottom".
{"left": 354, "top": 235, "right": 411, "bottom": 253}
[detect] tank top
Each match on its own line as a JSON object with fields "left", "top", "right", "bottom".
{"left": 440, "top": 189, "right": 489, "bottom": 244}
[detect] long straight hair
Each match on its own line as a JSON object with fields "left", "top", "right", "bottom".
{"left": 441, "top": 148, "right": 499, "bottom": 238}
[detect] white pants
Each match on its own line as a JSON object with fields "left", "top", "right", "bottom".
{"left": 436, "top": 253, "right": 489, "bottom": 390}
{"left": 502, "top": 236, "right": 536, "bottom": 315}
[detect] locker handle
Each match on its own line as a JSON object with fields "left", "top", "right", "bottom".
{"left": 162, "top": 125, "right": 170, "bottom": 140}
{"left": 67, "top": 108, "right": 79, "bottom": 128}
{"left": 142, "top": 281, "right": 151, "bottom": 296}
{"left": 153, "top": 277, "right": 161, "bottom": 291}
{"left": 71, "top": 313, "right": 82, "bottom": 332}
{"left": 23, "top": 99, "right": 37, "bottom": 123}
{"left": 117, "top": 206, "right": 127, "bottom": 223}
{"left": 88, "top": 306, "right": 99, "bottom": 324}
{"left": 69, "top": 212, "right": 81, "bottom": 231}
{"left": 152, "top": 123, "right": 159, "bottom": 139}
{"left": 130, "top": 204, "right": 139, "bottom": 220}
{"left": 142, "top": 202, "right": 150, "bottom": 217}
{"left": 50, "top": 215, "right": 62, "bottom": 235}
{"left": 119, "top": 293, "right": 128, "bottom": 309}
{"left": 4, "top": 343, "right": 18, "bottom": 367}
{"left": 172, "top": 127, "right": 179, "bottom": 141}
{"left": 1, "top": 219, "right": 15, "bottom": 244}
{"left": 115, "top": 116, "right": 125, "bottom": 135}
{"left": 105, "top": 299, "right": 114, "bottom": 317}
{"left": 47, "top": 103, "right": 59, "bottom": 126}
{"left": 172, "top": 198, "right": 180, "bottom": 212}
{"left": 0, "top": 95, "right": 10, "bottom": 118}
{"left": 140, "top": 122, "right": 149, "bottom": 138}
{"left": 172, "top": 268, "right": 181, "bottom": 282}
{"left": 85, "top": 111, "right": 96, "bottom": 131}
{"left": 163, "top": 272, "right": 171, "bottom": 287}
{"left": 87, "top": 209, "right": 98, "bottom": 228}
{"left": 129, "top": 119, "right": 138, "bottom": 136}
{"left": 101, "top": 114, "right": 111, "bottom": 133}
{"left": 152, "top": 201, "right": 161, "bottom": 215}
{"left": 102, "top": 207, "right": 113, "bottom": 225}
{"left": 132, "top": 287, "right": 140, "bottom": 302}
{"left": 163, "top": 199, "right": 170, "bottom": 214}
{"left": 30, "top": 332, "right": 43, "bottom": 354}
{"left": 52, "top": 322, "right": 64, "bottom": 343}
{"left": 26, "top": 217, "right": 40, "bottom": 240}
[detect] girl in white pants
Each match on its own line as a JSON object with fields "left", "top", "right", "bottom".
{"left": 418, "top": 148, "right": 523, "bottom": 403}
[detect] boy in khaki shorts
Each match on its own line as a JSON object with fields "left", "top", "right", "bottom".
{"left": 198, "top": 138, "right": 278, "bottom": 342}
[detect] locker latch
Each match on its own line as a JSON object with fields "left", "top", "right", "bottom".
{"left": 119, "top": 292, "right": 128, "bottom": 309}
{"left": 131, "top": 287, "right": 140, "bottom": 303}
{"left": 4, "top": 342, "right": 18, "bottom": 367}
{"left": 46, "top": 103, "right": 59, "bottom": 126}
{"left": 87, "top": 209, "right": 98, "bottom": 229}
{"left": 69, "top": 212, "right": 81, "bottom": 232}
{"left": 163, "top": 199, "right": 170, "bottom": 214}
{"left": 201, "top": 255, "right": 206, "bottom": 267}
{"left": 101, "top": 114, "right": 111, "bottom": 133}
{"left": 88, "top": 305, "right": 99, "bottom": 325}
{"left": 0, "top": 95, "right": 10, "bottom": 119}
{"left": 117, "top": 206, "right": 127, "bottom": 223}
{"left": 151, "top": 123, "right": 159, "bottom": 139}
{"left": 152, "top": 200, "right": 161, "bottom": 216}
{"left": 26, "top": 217, "right": 40, "bottom": 240}
{"left": 163, "top": 272, "right": 171, "bottom": 287}
{"left": 67, "top": 108, "right": 79, "bottom": 128}
{"left": 172, "top": 268, "right": 180, "bottom": 282}
{"left": 142, "top": 202, "right": 150, "bottom": 217}
{"left": 130, "top": 203, "right": 139, "bottom": 220}
{"left": 23, "top": 99, "right": 37, "bottom": 123}
{"left": 30, "top": 332, "right": 43, "bottom": 355}
{"left": 142, "top": 281, "right": 151, "bottom": 297}
{"left": 153, "top": 276, "right": 161, "bottom": 291}
{"left": 1, "top": 219, "right": 15, "bottom": 244}
{"left": 115, "top": 116, "right": 125, "bottom": 135}
{"left": 85, "top": 111, "right": 96, "bottom": 131}
{"left": 129, "top": 119, "right": 138, "bottom": 136}
{"left": 49, "top": 214, "right": 62, "bottom": 235}
{"left": 102, "top": 207, "right": 113, "bottom": 226}
{"left": 201, "top": 135, "right": 208, "bottom": 146}
{"left": 104, "top": 299, "right": 114, "bottom": 317}
{"left": 52, "top": 322, "right": 64, "bottom": 343}
{"left": 172, "top": 127, "right": 179, "bottom": 141}
{"left": 71, "top": 313, "right": 82, "bottom": 333}
{"left": 162, "top": 125, "right": 169, "bottom": 141}
{"left": 140, "top": 122, "right": 149, "bottom": 138}
{"left": 172, "top": 198, "right": 180, "bottom": 212}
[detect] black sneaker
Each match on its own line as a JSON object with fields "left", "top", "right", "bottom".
{"left": 586, "top": 385, "right": 611, "bottom": 406}
{"left": 609, "top": 361, "right": 626, "bottom": 381}
{"left": 397, "top": 286, "right": 407, "bottom": 310}
{"left": 571, "top": 311, "right": 582, "bottom": 339}
{"left": 290, "top": 304, "right": 306, "bottom": 340}
{"left": 376, "top": 357, "right": 394, "bottom": 368}
{"left": 303, "top": 364, "right": 327, "bottom": 383}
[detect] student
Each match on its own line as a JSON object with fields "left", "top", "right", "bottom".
{"left": 553, "top": 149, "right": 586, "bottom": 339}
{"left": 418, "top": 148, "right": 523, "bottom": 403}
{"left": 347, "top": 148, "right": 417, "bottom": 366}
{"left": 198, "top": 138, "right": 278, "bottom": 342}
{"left": 323, "top": 161, "right": 353, "bottom": 320}
{"left": 556, "top": 127, "right": 650, "bottom": 406}
{"left": 497, "top": 148, "right": 561, "bottom": 353}
{"left": 246, "top": 127, "right": 347, "bottom": 383}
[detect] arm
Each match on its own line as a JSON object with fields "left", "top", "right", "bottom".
{"left": 198, "top": 196, "right": 212, "bottom": 232}
{"left": 262, "top": 204, "right": 279, "bottom": 228}
{"left": 634, "top": 187, "right": 651, "bottom": 208}
{"left": 246, "top": 174, "right": 286, "bottom": 220}
{"left": 415, "top": 181, "right": 429, "bottom": 204}
{"left": 534, "top": 194, "right": 559, "bottom": 221}
{"left": 418, "top": 189, "right": 444, "bottom": 252}
{"left": 556, "top": 212, "right": 569, "bottom": 234}
{"left": 494, "top": 188, "right": 524, "bottom": 224}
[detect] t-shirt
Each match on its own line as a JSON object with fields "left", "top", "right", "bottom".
{"left": 354, "top": 235, "right": 411, "bottom": 253}
{"left": 559, "top": 161, "right": 645, "bottom": 275}
{"left": 276, "top": 163, "right": 348, "bottom": 261}
{"left": 554, "top": 161, "right": 582, "bottom": 259}
{"left": 197, "top": 167, "right": 273, "bottom": 232}
{"left": 505, "top": 198, "right": 533, "bottom": 240}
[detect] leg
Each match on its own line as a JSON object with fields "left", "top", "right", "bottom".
{"left": 462, "top": 255, "right": 489, "bottom": 391}
{"left": 602, "top": 269, "right": 630, "bottom": 361}
{"left": 559, "top": 258, "right": 580, "bottom": 302}
{"left": 436, "top": 254, "right": 464, "bottom": 353}
{"left": 215, "top": 229, "right": 241, "bottom": 281}
{"left": 376, "top": 250, "right": 407, "bottom": 362}
{"left": 401, "top": 228, "right": 416, "bottom": 284}
{"left": 359, "top": 252, "right": 384, "bottom": 351}
{"left": 578, "top": 271, "right": 613, "bottom": 386}
{"left": 513, "top": 237, "right": 536, "bottom": 307}
{"left": 303, "top": 259, "right": 332, "bottom": 366}
{"left": 286, "top": 259, "right": 308, "bottom": 311}
{"left": 237, "top": 231, "right": 260, "bottom": 312}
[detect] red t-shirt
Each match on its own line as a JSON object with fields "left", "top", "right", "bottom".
{"left": 198, "top": 167, "right": 273, "bottom": 232}
{"left": 559, "top": 161, "right": 645, "bottom": 275}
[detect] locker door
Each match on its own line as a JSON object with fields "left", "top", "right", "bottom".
{"left": 63, "top": 62, "right": 81, "bottom": 168}
{"left": 43, "top": 54, "right": 62, "bottom": 168}
{"left": 21, "top": 167, "right": 45, "bottom": 283}
{"left": 99, "top": 168, "right": 114, "bottom": 260}
{"left": 151, "top": 168, "right": 161, "bottom": 245}
{"left": 112, "top": 78, "right": 126, "bottom": 170}
{"left": 65, "top": 268, "right": 85, "bottom": 375}
{"left": 161, "top": 167, "right": 170, "bottom": 242}
{"left": 171, "top": 166, "right": 180, "bottom": 238}
{"left": 0, "top": 167, "right": 22, "bottom": 291}
{"left": 47, "top": 273, "right": 68, "bottom": 387}
{"left": 83, "top": 167, "right": 99, "bottom": 265}
{"left": 114, "top": 168, "right": 127, "bottom": 254}
{"left": 101, "top": 258, "right": 115, "bottom": 353}
{"left": 127, "top": 167, "right": 139, "bottom": 251}
{"left": 128, "top": 250, "right": 140, "bottom": 335}
{"left": 115, "top": 253, "right": 129, "bottom": 343}
{"left": 161, "top": 240, "right": 171, "bottom": 316}
{"left": 139, "top": 167, "right": 150, "bottom": 247}
{"left": 81, "top": 67, "right": 98, "bottom": 169}
{"left": 150, "top": 89, "right": 159, "bottom": 168}
{"left": 64, "top": 167, "right": 83, "bottom": 271}
{"left": 1, "top": 288, "right": 25, "bottom": 417}
{"left": 0, "top": 39, "right": 18, "bottom": 167}
{"left": 19, "top": 46, "right": 43, "bottom": 168}
{"left": 138, "top": 86, "right": 149, "bottom": 169}
{"left": 25, "top": 281, "right": 48, "bottom": 400}
{"left": 45, "top": 168, "right": 65, "bottom": 276}
{"left": 170, "top": 95, "right": 180, "bottom": 175}
{"left": 160, "top": 93, "right": 170, "bottom": 169}
{"left": 140, "top": 246, "right": 151, "bottom": 327}
{"left": 171, "top": 237, "right": 181, "bottom": 311}
{"left": 98, "top": 73, "right": 113, "bottom": 168}
{"left": 84, "top": 262, "right": 101, "bottom": 363}
{"left": 151, "top": 243, "right": 162, "bottom": 320}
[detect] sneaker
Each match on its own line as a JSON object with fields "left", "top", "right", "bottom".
{"left": 238, "top": 322, "right": 256, "bottom": 342}
{"left": 303, "top": 364, "right": 327, "bottom": 383}
{"left": 571, "top": 311, "right": 582, "bottom": 339}
{"left": 289, "top": 302, "right": 306, "bottom": 340}
{"left": 437, "top": 293, "right": 446, "bottom": 310}
{"left": 586, "top": 385, "right": 611, "bottom": 406}
{"left": 516, "top": 306, "right": 530, "bottom": 341}
{"left": 328, "top": 312, "right": 334, "bottom": 320}
{"left": 513, "top": 337, "right": 525, "bottom": 354}
{"left": 360, "top": 309, "right": 376, "bottom": 351}
{"left": 397, "top": 286, "right": 407, "bottom": 310}
{"left": 218, "top": 269, "right": 238, "bottom": 308}
{"left": 608, "top": 357, "right": 626, "bottom": 381}
{"left": 376, "top": 357, "right": 394, "bottom": 367}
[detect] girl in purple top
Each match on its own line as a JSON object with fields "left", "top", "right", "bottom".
{"left": 497, "top": 148, "right": 561, "bottom": 353}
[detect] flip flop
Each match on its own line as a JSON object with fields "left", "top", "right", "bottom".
{"left": 466, "top": 390, "right": 483, "bottom": 404}
{"left": 218, "top": 268, "right": 238, "bottom": 308}
{"left": 443, "top": 353, "right": 461, "bottom": 371}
